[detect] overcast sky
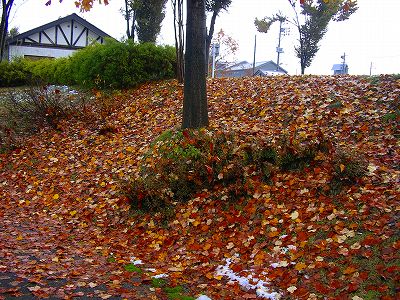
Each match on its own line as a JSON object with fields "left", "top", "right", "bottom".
{"left": 9, "top": 0, "right": 400, "bottom": 75}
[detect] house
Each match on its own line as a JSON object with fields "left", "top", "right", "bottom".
{"left": 216, "top": 60, "right": 288, "bottom": 78}
{"left": 332, "top": 63, "right": 349, "bottom": 75}
{"left": 6, "top": 13, "right": 112, "bottom": 61}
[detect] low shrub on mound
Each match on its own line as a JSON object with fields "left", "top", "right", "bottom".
{"left": 1, "top": 40, "right": 176, "bottom": 89}
{"left": 125, "top": 128, "right": 367, "bottom": 214}
{"left": 0, "top": 59, "right": 31, "bottom": 87}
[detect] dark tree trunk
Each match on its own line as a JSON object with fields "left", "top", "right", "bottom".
{"left": 123, "top": 0, "right": 136, "bottom": 42}
{"left": 182, "top": 0, "right": 208, "bottom": 129}
{"left": 0, "top": 0, "right": 14, "bottom": 61}
{"left": 172, "top": 0, "right": 184, "bottom": 83}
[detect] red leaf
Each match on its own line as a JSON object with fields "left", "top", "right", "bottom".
{"left": 182, "top": 129, "right": 190, "bottom": 139}
{"left": 347, "top": 282, "right": 359, "bottom": 292}
{"left": 297, "top": 231, "right": 308, "bottom": 242}
{"left": 314, "top": 282, "right": 330, "bottom": 294}
{"left": 205, "top": 165, "right": 213, "bottom": 173}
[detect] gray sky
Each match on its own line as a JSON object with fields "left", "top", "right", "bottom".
{"left": 9, "top": 0, "right": 400, "bottom": 75}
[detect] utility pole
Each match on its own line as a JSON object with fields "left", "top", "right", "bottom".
{"left": 369, "top": 62, "right": 373, "bottom": 76}
{"left": 276, "top": 19, "right": 284, "bottom": 71}
{"left": 341, "top": 52, "right": 346, "bottom": 74}
{"left": 211, "top": 43, "right": 219, "bottom": 78}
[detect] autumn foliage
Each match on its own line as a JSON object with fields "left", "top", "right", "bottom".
{"left": 0, "top": 75, "right": 399, "bottom": 299}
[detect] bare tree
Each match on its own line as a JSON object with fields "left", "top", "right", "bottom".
{"left": 205, "top": 0, "right": 231, "bottom": 70}
{"left": 0, "top": 0, "right": 15, "bottom": 61}
{"left": 121, "top": 0, "right": 136, "bottom": 42}
{"left": 172, "top": 0, "right": 184, "bottom": 83}
{"left": 255, "top": 0, "right": 358, "bottom": 74}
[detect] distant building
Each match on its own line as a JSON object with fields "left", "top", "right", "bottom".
{"left": 6, "top": 13, "right": 112, "bottom": 61}
{"left": 332, "top": 63, "right": 349, "bottom": 75}
{"left": 216, "top": 60, "right": 288, "bottom": 78}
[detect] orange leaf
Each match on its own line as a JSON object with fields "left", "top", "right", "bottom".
{"left": 343, "top": 266, "right": 356, "bottom": 275}
{"left": 295, "top": 262, "right": 307, "bottom": 271}
{"left": 268, "top": 231, "right": 279, "bottom": 238}
{"left": 203, "top": 243, "right": 212, "bottom": 251}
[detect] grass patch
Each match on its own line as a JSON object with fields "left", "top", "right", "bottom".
{"left": 151, "top": 278, "right": 167, "bottom": 288}
{"left": 164, "top": 286, "right": 195, "bottom": 300}
{"left": 124, "top": 264, "right": 143, "bottom": 273}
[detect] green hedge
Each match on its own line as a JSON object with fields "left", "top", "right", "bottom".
{"left": 0, "top": 58, "right": 31, "bottom": 87}
{"left": 0, "top": 40, "right": 176, "bottom": 89}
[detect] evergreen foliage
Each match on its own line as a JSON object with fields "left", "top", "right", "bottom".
{"left": 0, "top": 41, "right": 176, "bottom": 89}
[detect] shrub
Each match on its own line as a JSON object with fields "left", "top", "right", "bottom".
{"left": 2, "top": 40, "right": 176, "bottom": 90}
{"left": 0, "top": 59, "right": 31, "bottom": 87}
{"left": 327, "top": 148, "right": 368, "bottom": 195}
{"left": 275, "top": 133, "right": 330, "bottom": 171}
{"left": 332, "top": 148, "right": 368, "bottom": 183}
{"left": 0, "top": 84, "right": 90, "bottom": 152}
{"left": 125, "top": 129, "right": 252, "bottom": 212}
{"left": 125, "top": 129, "right": 367, "bottom": 214}
{"left": 69, "top": 40, "right": 176, "bottom": 89}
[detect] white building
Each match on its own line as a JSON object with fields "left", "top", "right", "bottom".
{"left": 7, "top": 13, "right": 112, "bottom": 61}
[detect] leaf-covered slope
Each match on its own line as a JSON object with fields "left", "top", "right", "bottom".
{"left": 0, "top": 75, "right": 399, "bottom": 299}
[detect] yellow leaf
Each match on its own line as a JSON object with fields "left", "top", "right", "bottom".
{"left": 100, "top": 181, "right": 106, "bottom": 187}
{"left": 16, "top": 234, "right": 23, "bottom": 241}
{"left": 205, "top": 272, "right": 214, "bottom": 279}
{"left": 203, "top": 243, "right": 212, "bottom": 251}
{"left": 148, "top": 220, "right": 155, "bottom": 228}
{"left": 53, "top": 194, "right": 59, "bottom": 200}
{"left": 340, "top": 164, "right": 345, "bottom": 172}
{"left": 70, "top": 210, "right": 77, "bottom": 217}
{"left": 52, "top": 256, "right": 59, "bottom": 262}
{"left": 295, "top": 262, "right": 307, "bottom": 271}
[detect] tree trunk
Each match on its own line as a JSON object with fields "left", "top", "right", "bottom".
{"left": 172, "top": 0, "right": 184, "bottom": 83}
{"left": 0, "top": 0, "right": 15, "bottom": 61}
{"left": 182, "top": 0, "right": 208, "bottom": 129}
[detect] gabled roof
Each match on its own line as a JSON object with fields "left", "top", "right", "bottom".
{"left": 332, "top": 64, "right": 348, "bottom": 71}
{"left": 8, "top": 13, "right": 111, "bottom": 45}
{"left": 218, "top": 60, "right": 288, "bottom": 74}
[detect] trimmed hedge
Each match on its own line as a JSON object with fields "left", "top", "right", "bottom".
{"left": 0, "top": 58, "right": 31, "bottom": 87}
{"left": 0, "top": 40, "right": 176, "bottom": 89}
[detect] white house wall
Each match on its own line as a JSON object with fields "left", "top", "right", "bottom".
{"left": 9, "top": 45, "right": 76, "bottom": 60}
{"left": 7, "top": 13, "right": 110, "bottom": 61}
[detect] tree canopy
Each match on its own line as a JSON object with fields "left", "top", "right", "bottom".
{"left": 255, "top": 0, "right": 358, "bottom": 74}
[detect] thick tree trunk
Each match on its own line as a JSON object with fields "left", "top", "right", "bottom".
{"left": 182, "top": 0, "right": 208, "bottom": 129}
